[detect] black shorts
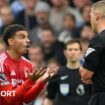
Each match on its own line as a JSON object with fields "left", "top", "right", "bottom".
{"left": 88, "top": 92, "right": 105, "bottom": 105}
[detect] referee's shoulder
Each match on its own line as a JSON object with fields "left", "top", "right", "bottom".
{"left": 99, "top": 30, "right": 105, "bottom": 43}
{"left": 89, "top": 33, "right": 104, "bottom": 46}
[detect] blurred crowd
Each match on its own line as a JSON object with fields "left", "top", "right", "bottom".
{"left": 0, "top": 0, "right": 99, "bottom": 105}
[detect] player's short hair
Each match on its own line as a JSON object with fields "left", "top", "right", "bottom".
{"left": 92, "top": 0, "right": 105, "bottom": 18}
{"left": 3, "top": 24, "right": 26, "bottom": 46}
{"left": 65, "top": 39, "right": 82, "bottom": 50}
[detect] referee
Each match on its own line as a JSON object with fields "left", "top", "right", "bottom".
{"left": 79, "top": 1, "right": 105, "bottom": 105}
{"left": 44, "top": 40, "right": 91, "bottom": 105}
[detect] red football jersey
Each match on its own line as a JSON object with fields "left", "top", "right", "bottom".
{"left": 0, "top": 51, "right": 33, "bottom": 105}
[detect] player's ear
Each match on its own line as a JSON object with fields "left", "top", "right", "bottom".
{"left": 8, "top": 38, "right": 14, "bottom": 46}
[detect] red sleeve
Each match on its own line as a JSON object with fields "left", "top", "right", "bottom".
{"left": 0, "top": 63, "right": 35, "bottom": 104}
{"left": 23, "top": 80, "right": 46, "bottom": 104}
{"left": 0, "top": 79, "right": 35, "bottom": 104}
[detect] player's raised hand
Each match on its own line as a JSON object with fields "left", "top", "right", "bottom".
{"left": 41, "top": 67, "right": 59, "bottom": 82}
{"left": 27, "top": 67, "right": 46, "bottom": 81}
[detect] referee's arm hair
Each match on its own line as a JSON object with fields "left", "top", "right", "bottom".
{"left": 79, "top": 66, "right": 94, "bottom": 84}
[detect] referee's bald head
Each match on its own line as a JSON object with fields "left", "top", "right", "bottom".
{"left": 90, "top": 0, "right": 105, "bottom": 33}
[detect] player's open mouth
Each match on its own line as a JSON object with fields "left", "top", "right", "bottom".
{"left": 25, "top": 44, "right": 30, "bottom": 48}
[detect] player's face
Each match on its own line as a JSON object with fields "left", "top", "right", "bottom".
{"left": 65, "top": 43, "right": 81, "bottom": 62}
{"left": 12, "top": 31, "right": 30, "bottom": 55}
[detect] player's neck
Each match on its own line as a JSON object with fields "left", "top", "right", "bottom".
{"left": 7, "top": 49, "right": 22, "bottom": 61}
{"left": 67, "top": 61, "right": 80, "bottom": 69}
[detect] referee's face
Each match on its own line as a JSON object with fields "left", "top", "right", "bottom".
{"left": 90, "top": 8, "right": 97, "bottom": 32}
{"left": 64, "top": 43, "right": 81, "bottom": 62}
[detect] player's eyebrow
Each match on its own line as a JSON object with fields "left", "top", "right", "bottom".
{"left": 18, "top": 34, "right": 28, "bottom": 37}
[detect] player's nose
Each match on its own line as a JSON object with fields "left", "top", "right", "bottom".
{"left": 26, "top": 38, "right": 30, "bottom": 43}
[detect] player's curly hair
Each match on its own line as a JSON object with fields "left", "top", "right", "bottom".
{"left": 3, "top": 24, "right": 26, "bottom": 46}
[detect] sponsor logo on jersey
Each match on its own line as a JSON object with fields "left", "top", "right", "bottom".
{"left": 0, "top": 73, "right": 6, "bottom": 81}
{"left": 11, "top": 79, "right": 24, "bottom": 87}
{"left": 60, "top": 75, "right": 68, "bottom": 80}
{"left": 10, "top": 70, "right": 16, "bottom": 76}
{"left": 76, "top": 84, "right": 85, "bottom": 96}
{"left": 60, "top": 84, "right": 69, "bottom": 96}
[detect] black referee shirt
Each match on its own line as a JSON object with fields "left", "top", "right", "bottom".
{"left": 83, "top": 30, "right": 105, "bottom": 93}
{"left": 47, "top": 66, "right": 91, "bottom": 105}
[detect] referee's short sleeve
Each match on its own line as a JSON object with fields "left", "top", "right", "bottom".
{"left": 82, "top": 35, "right": 104, "bottom": 72}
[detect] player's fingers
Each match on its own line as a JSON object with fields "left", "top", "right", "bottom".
{"left": 36, "top": 67, "right": 44, "bottom": 75}
{"left": 39, "top": 69, "right": 46, "bottom": 76}
{"left": 33, "top": 67, "right": 41, "bottom": 75}
{"left": 50, "top": 73, "right": 55, "bottom": 78}
{"left": 53, "top": 67, "right": 59, "bottom": 74}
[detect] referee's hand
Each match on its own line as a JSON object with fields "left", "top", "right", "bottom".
{"left": 79, "top": 66, "right": 94, "bottom": 84}
{"left": 81, "top": 78, "right": 93, "bottom": 84}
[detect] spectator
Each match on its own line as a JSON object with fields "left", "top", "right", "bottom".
{"left": 40, "top": 28, "right": 66, "bottom": 66}
{"left": 33, "top": 90, "right": 46, "bottom": 105}
{"left": 0, "top": 37, "right": 6, "bottom": 54}
{"left": 73, "top": 0, "right": 92, "bottom": 9}
{"left": 11, "top": 0, "right": 27, "bottom": 16}
{"left": 80, "top": 5, "right": 91, "bottom": 25}
{"left": 0, "top": 0, "right": 8, "bottom": 9}
{"left": 63, "top": 0, "right": 70, "bottom": 6}
{"left": 28, "top": 44, "right": 45, "bottom": 69}
{"left": 80, "top": 23, "right": 94, "bottom": 41}
{"left": 49, "top": 0, "right": 82, "bottom": 32}
{"left": 73, "top": 0, "right": 92, "bottom": 27}
{"left": 29, "top": 1, "right": 51, "bottom": 44}
{"left": 0, "top": 6, "right": 15, "bottom": 36}
{"left": 80, "top": 38, "right": 89, "bottom": 64}
{"left": 44, "top": 39, "right": 91, "bottom": 105}
{"left": 15, "top": 0, "right": 37, "bottom": 30}
{"left": 0, "top": 0, "right": 9, "bottom": 27}
{"left": 47, "top": 58, "right": 60, "bottom": 70}
{"left": 58, "top": 13, "right": 80, "bottom": 43}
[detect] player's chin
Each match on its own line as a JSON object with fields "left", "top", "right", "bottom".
{"left": 24, "top": 49, "right": 29, "bottom": 53}
{"left": 21, "top": 48, "right": 28, "bottom": 54}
